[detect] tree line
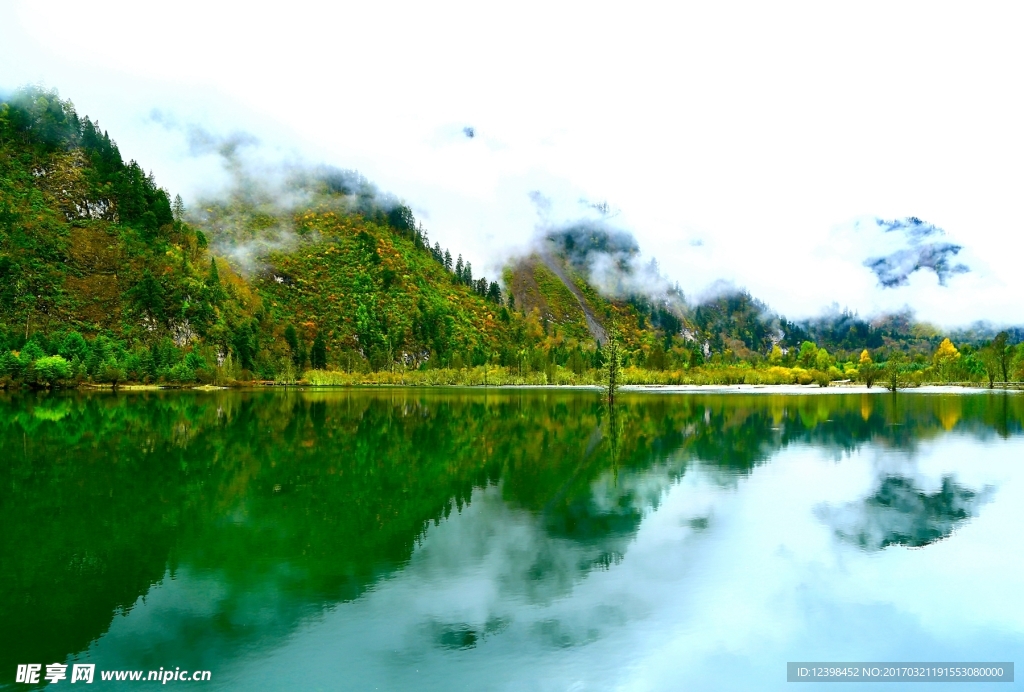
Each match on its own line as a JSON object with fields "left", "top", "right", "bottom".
{"left": 3, "top": 86, "right": 1023, "bottom": 390}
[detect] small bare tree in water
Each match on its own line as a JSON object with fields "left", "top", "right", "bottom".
{"left": 605, "top": 329, "right": 621, "bottom": 404}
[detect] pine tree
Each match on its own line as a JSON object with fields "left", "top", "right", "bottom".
{"left": 487, "top": 281, "right": 501, "bottom": 304}
{"left": 172, "top": 194, "right": 185, "bottom": 223}
{"left": 205, "top": 258, "right": 226, "bottom": 303}
{"left": 130, "top": 269, "right": 165, "bottom": 321}
{"left": 311, "top": 333, "right": 327, "bottom": 370}
{"left": 206, "top": 257, "right": 220, "bottom": 286}
{"left": 284, "top": 324, "right": 300, "bottom": 365}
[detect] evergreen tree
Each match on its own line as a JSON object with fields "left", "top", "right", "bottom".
{"left": 129, "top": 270, "right": 165, "bottom": 321}
{"left": 206, "top": 258, "right": 220, "bottom": 287}
{"left": 487, "top": 281, "right": 501, "bottom": 304}
{"left": 386, "top": 204, "right": 415, "bottom": 234}
{"left": 58, "top": 331, "right": 89, "bottom": 362}
{"left": 284, "top": 324, "right": 300, "bottom": 366}
{"left": 232, "top": 322, "right": 257, "bottom": 372}
{"left": 311, "top": 332, "right": 327, "bottom": 369}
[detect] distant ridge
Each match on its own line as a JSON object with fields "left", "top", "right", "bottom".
{"left": 1, "top": 86, "right": 1021, "bottom": 387}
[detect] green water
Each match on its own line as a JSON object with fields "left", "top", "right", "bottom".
{"left": 1, "top": 389, "right": 1022, "bottom": 690}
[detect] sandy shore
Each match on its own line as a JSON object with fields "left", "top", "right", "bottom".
{"left": 617, "top": 384, "right": 1016, "bottom": 395}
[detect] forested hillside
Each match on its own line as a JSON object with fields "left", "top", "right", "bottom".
{"left": 1, "top": 86, "right": 1022, "bottom": 388}
{"left": 0, "top": 87, "right": 269, "bottom": 384}
{"left": 0, "top": 87, "right": 603, "bottom": 385}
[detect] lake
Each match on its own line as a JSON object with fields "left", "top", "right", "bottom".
{"left": 1, "top": 389, "right": 1022, "bottom": 690}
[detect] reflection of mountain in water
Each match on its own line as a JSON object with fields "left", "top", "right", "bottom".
{"left": 0, "top": 390, "right": 1021, "bottom": 673}
{"left": 818, "top": 475, "right": 992, "bottom": 551}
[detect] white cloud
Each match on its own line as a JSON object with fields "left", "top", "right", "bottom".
{"left": 2, "top": 0, "right": 1022, "bottom": 325}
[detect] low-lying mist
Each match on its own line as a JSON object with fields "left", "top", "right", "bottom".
{"left": 527, "top": 211, "right": 1021, "bottom": 354}
{"left": 539, "top": 219, "right": 687, "bottom": 313}
{"left": 156, "top": 112, "right": 1019, "bottom": 350}
{"left": 152, "top": 115, "right": 414, "bottom": 274}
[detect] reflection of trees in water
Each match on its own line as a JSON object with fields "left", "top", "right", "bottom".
{"left": 658, "top": 393, "right": 1024, "bottom": 479}
{"left": 818, "top": 476, "right": 992, "bottom": 551}
{"left": 0, "top": 391, "right": 676, "bottom": 671}
{"left": 0, "top": 390, "right": 1020, "bottom": 669}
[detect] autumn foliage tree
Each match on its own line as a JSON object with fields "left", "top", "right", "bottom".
{"left": 932, "top": 338, "right": 961, "bottom": 382}
{"left": 858, "top": 349, "right": 877, "bottom": 388}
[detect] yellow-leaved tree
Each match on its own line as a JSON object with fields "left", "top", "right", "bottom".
{"left": 932, "top": 338, "right": 961, "bottom": 382}
{"left": 858, "top": 349, "right": 877, "bottom": 388}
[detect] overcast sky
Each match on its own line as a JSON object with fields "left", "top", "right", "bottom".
{"left": 2, "top": 1, "right": 1022, "bottom": 326}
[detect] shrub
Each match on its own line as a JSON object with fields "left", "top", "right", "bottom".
{"left": 168, "top": 361, "right": 196, "bottom": 384}
{"left": 0, "top": 351, "right": 23, "bottom": 379}
{"left": 96, "top": 357, "right": 125, "bottom": 385}
{"left": 33, "top": 355, "right": 72, "bottom": 386}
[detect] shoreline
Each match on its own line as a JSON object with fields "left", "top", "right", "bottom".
{"left": 9, "top": 383, "right": 1021, "bottom": 394}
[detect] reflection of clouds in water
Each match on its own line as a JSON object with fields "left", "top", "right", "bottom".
{"left": 394, "top": 463, "right": 686, "bottom": 647}
{"left": 616, "top": 441, "right": 1024, "bottom": 692}
{"left": 405, "top": 485, "right": 613, "bottom": 613}
{"left": 589, "top": 465, "right": 677, "bottom": 517}
{"left": 75, "top": 435, "right": 1024, "bottom": 692}
{"left": 75, "top": 562, "right": 314, "bottom": 671}
{"left": 71, "top": 448, "right": 696, "bottom": 682}
{"left": 250, "top": 461, "right": 717, "bottom": 692}
{"left": 817, "top": 475, "right": 993, "bottom": 550}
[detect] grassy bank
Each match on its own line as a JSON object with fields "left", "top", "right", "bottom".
{"left": 291, "top": 364, "right": 934, "bottom": 388}
{"left": 3, "top": 361, "right": 1018, "bottom": 391}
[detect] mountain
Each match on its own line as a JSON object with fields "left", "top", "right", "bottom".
{"left": 0, "top": 87, "right": 573, "bottom": 384}
{"left": 0, "top": 87, "right": 268, "bottom": 383}
{"left": 1, "top": 86, "right": 1020, "bottom": 387}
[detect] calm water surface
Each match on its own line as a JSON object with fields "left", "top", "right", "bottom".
{"left": 1, "top": 389, "right": 1022, "bottom": 691}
